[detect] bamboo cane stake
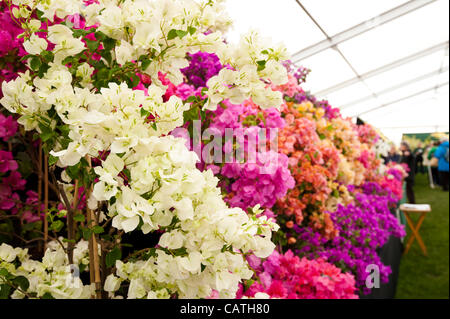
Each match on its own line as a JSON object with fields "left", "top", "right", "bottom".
{"left": 37, "top": 142, "right": 43, "bottom": 253}
{"left": 66, "top": 179, "right": 78, "bottom": 265}
{"left": 43, "top": 154, "right": 49, "bottom": 250}
{"left": 85, "top": 157, "right": 102, "bottom": 299}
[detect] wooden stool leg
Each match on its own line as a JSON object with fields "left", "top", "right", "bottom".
{"left": 404, "top": 213, "right": 416, "bottom": 255}
{"left": 403, "top": 212, "right": 428, "bottom": 256}
{"left": 414, "top": 213, "right": 428, "bottom": 256}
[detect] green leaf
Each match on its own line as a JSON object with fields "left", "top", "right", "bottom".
{"left": 94, "top": 31, "right": 106, "bottom": 41}
{"left": 74, "top": 214, "right": 85, "bottom": 223}
{"left": 122, "top": 168, "right": 131, "bottom": 180}
{"left": 185, "top": 96, "right": 199, "bottom": 103}
{"left": 40, "top": 131, "right": 53, "bottom": 142}
{"left": 171, "top": 247, "right": 188, "bottom": 257}
{"left": 37, "top": 62, "right": 50, "bottom": 78}
{"left": 51, "top": 220, "right": 64, "bottom": 232}
{"left": 58, "top": 125, "right": 70, "bottom": 137}
{"left": 41, "top": 51, "right": 54, "bottom": 63}
{"left": 0, "top": 268, "right": 11, "bottom": 279}
{"left": 256, "top": 60, "right": 266, "bottom": 72}
{"left": 48, "top": 154, "right": 58, "bottom": 166}
{"left": 167, "top": 29, "right": 178, "bottom": 41}
{"left": 36, "top": 9, "right": 44, "bottom": 19}
{"left": 143, "top": 248, "right": 157, "bottom": 260}
{"left": 42, "top": 292, "right": 55, "bottom": 299}
{"left": 176, "top": 30, "right": 188, "bottom": 39}
{"left": 72, "top": 29, "right": 89, "bottom": 38}
{"left": 95, "top": 68, "right": 109, "bottom": 83}
{"left": 12, "top": 276, "right": 29, "bottom": 291}
{"left": 30, "top": 56, "right": 41, "bottom": 71}
{"left": 0, "top": 284, "right": 11, "bottom": 299}
{"left": 183, "top": 106, "right": 199, "bottom": 122}
{"left": 81, "top": 227, "right": 93, "bottom": 240}
{"left": 129, "top": 73, "right": 140, "bottom": 88}
{"left": 92, "top": 225, "right": 104, "bottom": 234}
{"left": 16, "top": 152, "right": 33, "bottom": 179}
{"left": 140, "top": 108, "right": 151, "bottom": 118}
{"left": 66, "top": 163, "right": 81, "bottom": 180}
{"left": 20, "top": 54, "right": 32, "bottom": 62}
{"left": 103, "top": 37, "right": 116, "bottom": 51}
{"left": 187, "top": 26, "right": 197, "bottom": 35}
{"left": 79, "top": 263, "right": 87, "bottom": 273}
{"left": 101, "top": 234, "right": 112, "bottom": 241}
{"left": 101, "top": 50, "right": 112, "bottom": 65}
{"left": 141, "top": 58, "right": 151, "bottom": 70}
{"left": 62, "top": 56, "right": 73, "bottom": 65}
{"left": 106, "top": 247, "right": 122, "bottom": 268}
{"left": 21, "top": 221, "right": 39, "bottom": 232}
{"left": 85, "top": 39, "right": 99, "bottom": 51}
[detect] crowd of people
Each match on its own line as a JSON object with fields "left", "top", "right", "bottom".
{"left": 384, "top": 138, "right": 450, "bottom": 203}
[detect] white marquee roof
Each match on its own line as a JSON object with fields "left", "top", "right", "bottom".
{"left": 225, "top": 0, "right": 449, "bottom": 144}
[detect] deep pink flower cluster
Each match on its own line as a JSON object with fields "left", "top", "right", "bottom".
{"left": 1, "top": 2, "right": 26, "bottom": 97}
{"left": 205, "top": 100, "right": 295, "bottom": 211}
{"left": 0, "top": 149, "right": 18, "bottom": 173}
{"left": 168, "top": 53, "right": 295, "bottom": 213}
{"left": 0, "top": 149, "right": 41, "bottom": 222}
{"left": 0, "top": 3, "right": 25, "bottom": 57}
{"left": 238, "top": 250, "right": 358, "bottom": 299}
{"left": 220, "top": 150, "right": 295, "bottom": 211}
{"left": 0, "top": 113, "right": 40, "bottom": 222}
{"left": 0, "top": 113, "right": 18, "bottom": 142}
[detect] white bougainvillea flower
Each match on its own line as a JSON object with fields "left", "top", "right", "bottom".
{"left": 23, "top": 33, "right": 48, "bottom": 55}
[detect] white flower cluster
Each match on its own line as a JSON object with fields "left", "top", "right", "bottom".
{"left": 375, "top": 138, "right": 390, "bottom": 158}
{"left": 0, "top": 0, "right": 286, "bottom": 298}
{"left": 205, "top": 31, "right": 289, "bottom": 110}
{"left": 0, "top": 241, "right": 94, "bottom": 299}
{"left": 82, "top": 0, "right": 289, "bottom": 110}
{"left": 98, "top": 136, "right": 278, "bottom": 298}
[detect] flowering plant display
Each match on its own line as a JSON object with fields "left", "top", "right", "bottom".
{"left": 260, "top": 61, "right": 405, "bottom": 296}
{"left": 0, "top": 0, "right": 406, "bottom": 300}
{"left": 291, "top": 183, "right": 405, "bottom": 294}
{"left": 0, "top": 0, "right": 292, "bottom": 299}
{"left": 162, "top": 51, "right": 295, "bottom": 215}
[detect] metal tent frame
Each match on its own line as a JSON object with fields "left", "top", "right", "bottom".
{"left": 290, "top": 0, "right": 449, "bottom": 133}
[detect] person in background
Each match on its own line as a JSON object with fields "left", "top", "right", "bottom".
{"left": 414, "top": 143, "right": 425, "bottom": 174}
{"left": 428, "top": 141, "right": 441, "bottom": 185}
{"left": 400, "top": 142, "right": 416, "bottom": 203}
{"left": 434, "top": 138, "right": 449, "bottom": 191}
{"left": 385, "top": 144, "right": 400, "bottom": 164}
